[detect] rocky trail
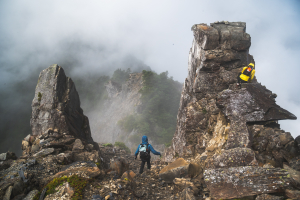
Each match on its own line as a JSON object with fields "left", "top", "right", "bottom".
{"left": 0, "top": 144, "right": 205, "bottom": 200}
{"left": 83, "top": 145, "right": 204, "bottom": 200}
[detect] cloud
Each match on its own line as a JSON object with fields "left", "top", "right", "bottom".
{"left": 0, "top": 0, "right": 299, "bottom": 155}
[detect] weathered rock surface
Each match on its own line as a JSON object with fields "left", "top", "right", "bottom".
{"left": 285, "top": 189, "right": 300, "bottom": 199}
{"left": 204, "top": 166, "right": 293, "bottom": 199}
{"left": 24, "top": 64, "right": 94, "bottom": 156}
{"left": 255, "top": 194, "right": 284, "bottom": 200}
{"left": 216, "top": 84, "right": 296, "bottom": 149}
{"left": 164, "top": 21, "right": 299, "bottom": 199}
{"left": 159, "top": 158, "right": 202, "bottom": 183}
{"left": 0, "top": 152, "right": 17, "bottom": 161}
{"left": 23, "top": 189, "right": 39, "bottom": 200}
{"left": 206, "top": 147, "right": 258, "bottom": 168}
{"left": 110, "top": 157, "right": 129, "bottom": 177}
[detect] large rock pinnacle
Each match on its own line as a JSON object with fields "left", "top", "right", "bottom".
{"left": 164, "top": 21, "right": 299, "bottom": 199}
{"left": 23, "top": 64, "right": 93, "bottom": 155}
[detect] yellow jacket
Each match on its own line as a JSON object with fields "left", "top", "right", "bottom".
{"left": 240, "top": 66, "right": 255, "bottom": 82}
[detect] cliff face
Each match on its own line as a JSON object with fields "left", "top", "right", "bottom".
{"left": 90, "top": 73, "right": 143, "bottom": 146}
{"left": 164, "top": 21, "right": 299, "bottom": 199}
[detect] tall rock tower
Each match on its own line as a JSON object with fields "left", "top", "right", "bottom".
{"left": 164, "top": 21, "right": 299, "bottom": 199}
{"left": 22, "top": 64, "right": 94, "bottom": 155}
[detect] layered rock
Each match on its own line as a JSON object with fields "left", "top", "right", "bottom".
{"left": 164, "top": 21, "right": 299, "bottom": 199}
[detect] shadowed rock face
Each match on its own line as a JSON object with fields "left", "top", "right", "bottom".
{"left": 30, "top": 64, "right": 92, "bottom": 142}
{"left": 21, "top": 64, "right": 94, "bottom": 156}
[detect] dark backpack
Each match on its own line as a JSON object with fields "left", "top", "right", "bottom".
{"left": 139, "top": 144, "right": 150, "bottom": 159}
{"left": 242, "top": 66, "right": 253, "bottom": 76}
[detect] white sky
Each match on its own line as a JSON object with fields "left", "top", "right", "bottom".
{"left": 0, "top": 0, "right": 299, "bottom": 138}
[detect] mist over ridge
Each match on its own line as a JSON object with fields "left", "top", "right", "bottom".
{"left": 1, "top": 0, "right": 300, "bottom": 155}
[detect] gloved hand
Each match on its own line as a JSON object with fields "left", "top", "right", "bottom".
{"left": 135, "top": 156, "right": 137, "bottom": 160}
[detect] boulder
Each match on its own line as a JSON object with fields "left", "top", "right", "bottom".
{"left": 33, "top": 148, "right": 54, "bottom": 157}
{"left": 3, "top": 185, "right": 13, "bottom": 200}
{"left": 0, "top": 151, "right": 17, "bottom": 161}
{"left": 72, "top": 150, "right": 99, "bottom": 162}
{"left": 109, "top": 157, "right": 129, "bottom": 177}
{"left": 285, "top": 189, "right": 300, "bottom": 199}
{"left": 288, "top": 155, "right": 300, "bottom": 171}
{"left": 206, "top": 147, "right": 258, "bottom": 168}
{"left": 159, "top": 158, "right": 202, "bottom": 183}
{"left": 204, "top": 166, "right": 292, "bottom": 199}
{"left": 23, "top": 190, "right": 39, "bottom": 200}
{"left": 179, "top": 187, "right": 196, "bottom": 200}
{"left": 52, "top": 161, "right": 101, "bottom": 179}
{"left": 173, "top": 178, "right": 199, "bottom": 195}
{"left": 11, "top": 180, "right": 24, "bottom": 198}
{"left": 121, "top": 170, "right": 136, "bottom": 180}
{"left": 72, "top": 139, "right": 85, "bottom": 151}
{"left": 56, "top": 152, "right": 72, "bottom": 164}
{"left": 283, "top": 164, "right": 300, "bottom": 187}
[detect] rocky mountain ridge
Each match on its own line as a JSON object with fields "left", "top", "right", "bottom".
{"left": 0, "top": 21, "right": 300, "bottom": 200}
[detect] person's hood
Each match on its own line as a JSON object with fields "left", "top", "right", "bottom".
{"left": 142, "top": 135, "right": 148, "bottom": 144}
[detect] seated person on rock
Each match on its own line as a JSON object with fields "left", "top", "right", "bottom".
{"left": 237, "top": 63, "right": 255, "bottom": 87}
{"left": 135, "top": 135, "right": 161, "bottom": 174}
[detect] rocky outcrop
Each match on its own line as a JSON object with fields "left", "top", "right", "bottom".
{"left": 22, "top": 64, "right": 95, "bottom": 156}
{"left": 204, "top": 166, "right": 292, "bottom": 199}
{"left": 164, "top": 21, "right": 299, "bottom": 199}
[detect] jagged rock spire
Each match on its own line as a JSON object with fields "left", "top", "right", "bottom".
{"left": 22, "top": 64, "right": 93, "bottom": 155}
{"left": 164, "top": 21, "right": 299, "bottom": 200}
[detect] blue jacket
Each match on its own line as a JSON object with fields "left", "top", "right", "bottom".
{"left": 135, "top": 136, "right": 161, "bottom": 158}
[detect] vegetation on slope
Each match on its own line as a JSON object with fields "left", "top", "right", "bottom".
{"left": 118, "top": 70, "right": 182, "bottom": 146}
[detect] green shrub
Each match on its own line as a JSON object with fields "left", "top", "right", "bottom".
{"left": 103, "top": 143, "right": 113, "bottom": 147}
{"left": 33, "top": 175, "right": 88, "bottom": 200}
{"left": 117, "top": 70, "right": 181, "bottom": 146}
{"left": 114, "top": 142, "right": 131, "bottom": 153}
{"left": 38, "top": 92, "right": 42, "bottom": 102}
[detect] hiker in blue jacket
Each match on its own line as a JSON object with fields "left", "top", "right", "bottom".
{"left": 135, "top": 135, "right": 161, "bottom": 174}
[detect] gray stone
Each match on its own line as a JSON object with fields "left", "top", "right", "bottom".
{"left": 72, "top": 139, "right": 84, "bottom": 151}
{"left": 3, "top": 185, "right": 13, "bottom": 200}
{"left": 23, "top": 190, "right": 39, "bottom": 200}
{"left": 255, "top": 194, "right": 284, "bottom": 200}
{"left": 206, "top": 147, "right": 258, "bottom": 168}
{"left": 179, "top": 187, "right": 196, "bottom": 200}
{"left": 30, "top": 144, "right": 40, "bottom": 153}
{"left": 285, "top": 189, "right": 300, "bottom": 199}
{"left": 27, "top": 64, "right": 93, "bottom": 155}
{"left": 216, "top": 84, "right": 296, "bottom": 149}
{"left": 12, "top": 180, "right": 24, "bottom": 198}
{"left": 0, "top": 151, "right": 17, "bottom": 161}
{"left": 0, "top": 153, "right": 7, "bottom": 161}
{"left": 204, "top": 166, "right": 292, "bottom": 199}
{"left": 33, "top": 148, "right": 54, "bottom": 157}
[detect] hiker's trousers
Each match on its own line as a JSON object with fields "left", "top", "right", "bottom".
{"left": 139, "top": 158, "right": 151, "bottom": 174}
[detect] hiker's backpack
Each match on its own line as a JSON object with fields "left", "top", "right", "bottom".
{"left": 139, "top": 144, "right": 150, "bottom": 159}
{"left": 242, "top": 66, "right": 253, "bottom": 76}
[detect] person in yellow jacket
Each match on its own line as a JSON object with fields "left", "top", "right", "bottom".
{"left": 237, "top": 63, "right": 255, "bottom": 87}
